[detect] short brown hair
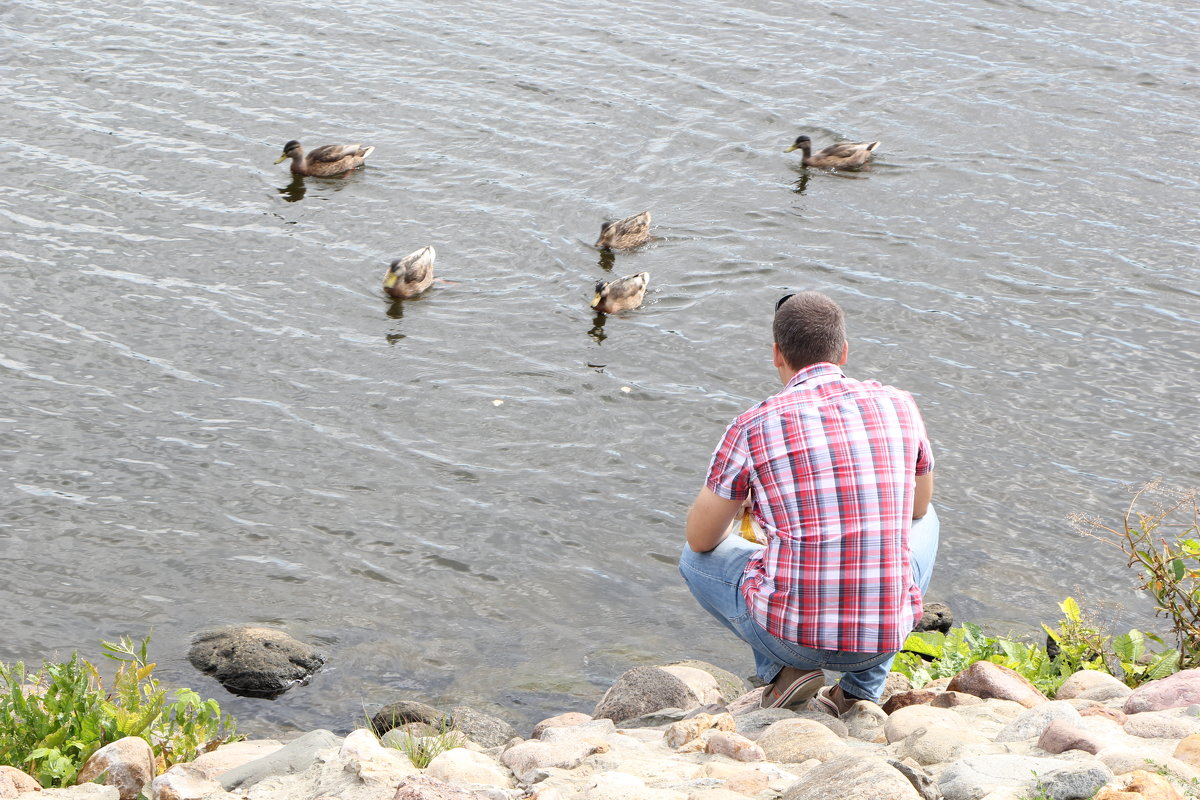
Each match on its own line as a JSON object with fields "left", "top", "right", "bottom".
{"left": 773, "top": 292, "right": 846, "bottom": 369}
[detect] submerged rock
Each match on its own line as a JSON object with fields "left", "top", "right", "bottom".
{"left": 187, "top": 625, "right": 325, "bottom": 699}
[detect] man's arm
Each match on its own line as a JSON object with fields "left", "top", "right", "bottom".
{"left": 686, "top": 487, "right": 747, "bottom": 553}
{"left": 913, "top": 472, "right": 934, "bottom": 520}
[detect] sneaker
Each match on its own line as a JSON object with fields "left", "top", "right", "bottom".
{"left": 805, "top": 685, "right": 842, "bottom": 718}
{"left": 759, "top": 667, "right": 824, "bottom": 710}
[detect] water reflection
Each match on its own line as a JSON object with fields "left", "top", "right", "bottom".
{"left": 277, "top": 175, "right": 306, "bottom": 203}
{"left": 587, "top": 311, "right": 608, "bottom": 344}
{"left": 597, "top": 250, "right": 615, "bottom": 272}
{"left": 790, "top": 171, "right": 811, "bottom": 195}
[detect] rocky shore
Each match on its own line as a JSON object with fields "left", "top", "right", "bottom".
{"left": 7, "top": 660, "right": 1200, "bottom": 800}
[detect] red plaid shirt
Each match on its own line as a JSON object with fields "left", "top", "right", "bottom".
{"left": 706, "top": 362, "right": 934, "bottom": 653}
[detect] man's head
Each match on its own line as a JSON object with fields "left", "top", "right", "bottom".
{"left": 772, "top": 291, "right": 847, "bottom": 372}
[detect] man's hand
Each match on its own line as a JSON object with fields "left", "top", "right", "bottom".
{"left": 686, "top": 487, "right": 747, "bottom": 552}
{"left": 913, "top": 473, "right": 934, "bottom": 520}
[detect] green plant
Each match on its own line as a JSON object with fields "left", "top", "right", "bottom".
{"left": 1074, "top": 481, "right": 1200, "bottom": 669}
{"left": 382, "top": 718, "right": 464, "bottom": 768}
{"left": 0, "top": 635, "right": 237, "bottom": 787}
{"left": 1112, "top": 630, "right": 1180, "bottom": 687}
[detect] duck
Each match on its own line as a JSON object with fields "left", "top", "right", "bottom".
{"left": 383, "top": 246, "right": 436, "bottom": 299}
{"left": 595, "top": 211, "right": 652, "bottom": 250}
{"left": 785, "top": 135, "right": 879, "bottom": 169}
{"left": 274, "top": 140, "right": 375, "bottom": 177}
{"left": 591, "top": 272, "right": 649, "bottom": 313}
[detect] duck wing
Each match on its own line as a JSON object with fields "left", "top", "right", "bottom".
{"left": 307, "top": 144, "right": 360, "bottom": 163}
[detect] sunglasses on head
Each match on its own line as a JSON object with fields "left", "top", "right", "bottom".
{"left": 775, "top": 293, "right": 795, "bottom": 313}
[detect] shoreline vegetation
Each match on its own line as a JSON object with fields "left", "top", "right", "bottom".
{"left": 2, "top": 483, "right": 1197, "bottom": 799}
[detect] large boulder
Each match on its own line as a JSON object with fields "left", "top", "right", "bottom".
{"left": 945, "top": 661, "right": 1047, "bottom": 708}
{"left": 756, "top": 718, "right": 846, "bottom": 763}
{"left": 1125, "top": 670, "right": 1200, "bottom": 714}
{"left": 447, "top": 705, "right": 519, "bottom": 748}
{"left": 592, "top": 665, "right": 700, "bottom": 723}
{"left": 218, "top": 729, "right": 341, "bottom": 791}
{"left": 75, "top": 736, "right": 154, "bottom": 800}
{"left": 664, "top": 660, "right": 748, "bottom": 704}
{"left": 781, "top": 753, "right": 921, "bottom": 799}
{"left": 0, "top": 766, "right": 40, "bottom": 797}
{"left": 914, "top": 602, "right": 953, "bottom": 634}
{"left": 187, "top": 626, "right": 324, "bottom": 698}
{"left": 371, "top": 700, "right": 449, "bottom": 736}
{"left": 939, "top": 755, "right": 1111, "bottom": 800}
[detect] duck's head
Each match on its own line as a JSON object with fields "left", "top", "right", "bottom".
{"left": 785, "top": 135, "right": 811, "bottom": 153}
{"left": 274, "top": 140, "right": 302, "bottom": 164}
{"left": 590, "top": 280, "right": 609, "bottom": 309}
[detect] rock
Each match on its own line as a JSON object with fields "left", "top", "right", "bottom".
{"left": 391, "top": 774, "right": 497, "bottom": 799}
{"left": 930, "top": 691, "right": 984, "bottom": 709}
{"left": 781, "top": 753, "right": 921, "bottom": 799}
{"left": 448, "top": 706, "right": 520, "bottom": 749}
{"left": 617, "top": 708, "right": 690, "bottom": 729}
{"left": 539, "top": 719, "right": 616, "bottom": 746}
{"left": 665, "top": 660, "right": 748, "bottom": 705}
{"left": 1057, "top": 670, "right": 1132, "bottom": 702}
{"left": 1098, "top": 748, "right": 1199, "bottom": 782}
{"left": 188, "top": 626, "right": 324, "bottom": 698}
{"left": 883, "top": 690, "right": 939, "bottom": 715}
{"left": 532, "top": 712, "right": 592, "bottom": 739}
{"left": 1174, "top": 733, "right": 1200, "bottom": 769}
{"left": 1123, "top": 711, "right": 1200, "bottom": 740}
{"left": 703, "top": 731, "right": 764, "bottom": 762}
{"left": 371, "top": 701, "right": 449, "bottom": 736}
{"left": 664, "top": 713, "right": 735, "bottom": 748}
{"left": 725, "top": 687, "right": 767, "bottom": 716}
{"left": 15, "top": 787, "right": 118, "bottom": 799}
{"left": 886, "top": 759, "right": 943, "bottom": 800}
{"left": 915, "top": 602, "right": 953, "bottom": 634}
{"left": 592, "top": 666, "right": 699, "bottom": 723}
{"left": 880, "top": 671, "right": 913, "bottom": 707}
{"left": 340, "top": 728, "right": 420, "bottom": 781}
{"left": 76, "top": 736, "right": 154, "bottom": 800}
{"left": 660, "top": 666, "right": 725, "bottom": 707}
{"left": 580, "top": 771, "right": 686, "bottom": 800}
{"left": 896, "top": 726, "right": 989, "bottom": 766}
{"left": 1037, "top": 719, "right": 1106, "bottom": 755}
{"left": 0, "top": 767, "right": 40, "bottom": 798}
{"left": 500, "top": 740, "right": 602, "bottom": 782}
{"left": 219, "top": 729, "right": 341, "bottom": 790}
{"left": 945, "top": 662, "right": 1048, "bottom": 708}
{"left": 188, "top": 740, "right": 285, "bottom": 780}
{"left": 995, "top": 701, "right": 1083, "bottom": 742}
{"left": 732, "top": 708, "right": 797, "bottom": 740}
{"left": 425, "top": 748, "right": 513, "bottom": 788}
{"left": 938, "top": 755, "right": 1110, "bottom": 800}
{"left": 1079, "top": 705, "right": 1128, "bottom": 725}
{"left": 792, "top": 710, "right": 849, "bottom": 738}
{"left": 1095, "top": 769, "right": 1184, "bottom": 800}
{"left": 884, "top": 705, "right": 965, "bottom": 743}
{"left": 756, "top": 718, "right": 846, "bottom": 764}
{"left": 842, "top": 701, "right": 888, "bottom": 742}
{"left": 1125, "top": 670, "right": 1200, "bottom": 714}
{"left": 150, "top": 763, "right": 225, "bottom": 800}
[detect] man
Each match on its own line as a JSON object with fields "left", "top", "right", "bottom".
{"left": 679, "top": 291, "right": 938, "bottom": 716}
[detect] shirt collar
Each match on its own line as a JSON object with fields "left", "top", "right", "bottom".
{"left": 783, "top": 362, "right": 845, "bottom": 391}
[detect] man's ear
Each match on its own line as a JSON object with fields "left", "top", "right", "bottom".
{"left": 773, "top": 341, "right": 786, "bottom": 369}
{"left": 837, "top": 340, "right": 849, "bottom": 365}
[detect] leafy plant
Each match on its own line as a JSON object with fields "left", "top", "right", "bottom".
{"left": 0, "top": 635, "right": 237, "bottom": 787}
{"left": 1112, "top": 629, "right": 1180, "bottom": 687}
{"left": 382, "top": 718, "right": 464, "bottom": 768}
{"left": 1074, "top": 481, "right": 1200, "bottom": 669}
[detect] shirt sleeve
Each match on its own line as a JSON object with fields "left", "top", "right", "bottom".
{"left": 705, "top": 420, "right": 753, "bottom": 500}
{"left": 911, "top": 401, "right": 935, "bottom": 476}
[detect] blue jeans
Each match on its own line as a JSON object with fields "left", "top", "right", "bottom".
{"left": 678, "top": 506, "right": 939, "bottom": 702}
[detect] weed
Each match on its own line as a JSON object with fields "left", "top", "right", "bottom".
{"left": 381, "top": 717, "right": 464, "bottom": 768}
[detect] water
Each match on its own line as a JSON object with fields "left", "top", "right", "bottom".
{"left": 1, "top": 0, "right": 1197, "bottom": 736}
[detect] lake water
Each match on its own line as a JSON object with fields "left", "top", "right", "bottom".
{"left": 2, "top": 0, "right": 1197, "bottom": 736}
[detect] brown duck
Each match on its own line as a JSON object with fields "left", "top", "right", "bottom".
{"left": 383, "top": 246, "right": 436, "bottom": 299}
{"left": 595, "top": 211, "right": 652, "bottom": 250}
{"left": 591, "top": 272, "right": 649, "bottom": 313}
{"left": 274, "top": 140, "right": 375, "bottom": 177}
{"left": 785, "top": 136, "right": 879, "bottom": 169}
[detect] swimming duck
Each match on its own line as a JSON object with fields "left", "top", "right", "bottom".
{"left": 274, "top": 140, "right": 375, "bottom": 177}
{"left": 591, "top": 272, "right": 649, "bottom": 313}
{"left": 785, "top": 136, "right": 879, "bottom": 169}
{"left": 383, "top": 246, "right": 436, "bottom": 299}
{"left": 595, "top": 211, "right": 652, "bottom": 250}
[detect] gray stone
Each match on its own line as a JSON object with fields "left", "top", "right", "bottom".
{"left": 218, "top": 729, "right": 341, "bottom": 791}
{"left": 449, "top": 706, "right": 520, "bottom": 749}
{"left": 592, "top": 665, "right": 698, "bottom": 723}
{"left": 842, "top": 701, "right": 888, "bottom": 742}
{"left": 1123, "top": 710, "right": 1200, "bottom": 739}
{"left": 995, "top": 701, "right": 1083, "bottom": 742}
{"left": 15, "top": 787, "right": 119, "bottom": 799}
{"left": 371, "top": 701, "right": 449, "bottom": 736}
{"left": 756, "top": 718, "right": 846, "bottom": 764}
{"left": 938, "top": 755, "right": 1106, "bottom": 800}
{"left": 665, "top": 660, "right": 748, "bottom": 704}
{"left": 897, "top": 726, "right": 990, "bottom": 766}
{"left": 611, "top": 707, "right": 689, "bottom": 729}
{"left": 1098, "top": 747, "right": 1200, "bottom": 781}
{"left": 391, "top": 774, "right": 497, "bottom": 799}
{"left": 793, "top": 709, "right": 849, "bottom": 738}
{"left": 885, "top": 705, "right": 965, "bottom": 743}
{"left": 886, "top": 759, "right": 943, "bottom": 800}
{"left": 733, "top": 708, "right": 798, "bottom": 740}
{"left": 915, "top": 602, "right": 953, "bottom": 634}
{"left": 1056, "top": 670, "right": 1131, "bottom": 702}
{"left": 187, "top": 626, "right": 325, "bottom": 698}
{"left": 781, "top": 753, "right": 921, "bottom": 799}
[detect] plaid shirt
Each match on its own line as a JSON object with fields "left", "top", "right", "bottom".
{"left": 706, "top": 362, "right": 934, "bottom": 653}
